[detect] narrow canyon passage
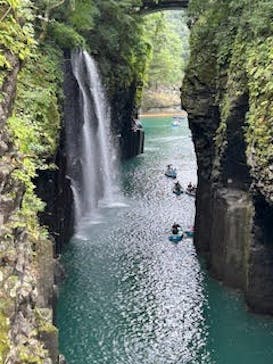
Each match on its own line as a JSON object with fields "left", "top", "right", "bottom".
{"left": 57, "top": 117, "right": 273, "bottom": 364}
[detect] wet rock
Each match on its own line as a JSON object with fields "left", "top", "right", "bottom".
{"left": 36, "top": 239, "right": 55, "bottom": 308}
{"left": 54, "top": 259, "right": 66, "bottom": 286}
{"left": 209, "top": 189, "right": 253, "bottom": 288}
{"left": 0, "top": 29, "right": 59, "bottom": 364}
{"left": 0, "top": 139, "right": 8, "bottom": 156}
{"left": 44, "top": 359, "right": 53, "bottom": 364}
{"left": 39, "top": 325, "right": 58, "bottom": 364}
{"left": 58, "top": 354, "right": 67, "bottom": 364}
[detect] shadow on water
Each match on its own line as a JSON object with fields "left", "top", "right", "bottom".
{"left": 57, "top": 117, "right": 273, "bottom": 364}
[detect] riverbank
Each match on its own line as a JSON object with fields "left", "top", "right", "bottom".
{"left": 140, "top": 110, "right": 188, "bottom": 118}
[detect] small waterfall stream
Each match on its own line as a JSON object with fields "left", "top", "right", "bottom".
{"left": 69, "top": 49, "right": 120, "bottom": 231}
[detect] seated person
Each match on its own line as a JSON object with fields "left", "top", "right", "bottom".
{"left": 174, "top": 181, "right": 182, "bottom": 191}
{"left": 187, "top": 182, "right": 193, "bottom": 191}
{"left": 172, "top": 223, "right": 181, "bottom": 235}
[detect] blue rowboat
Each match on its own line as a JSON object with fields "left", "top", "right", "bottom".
{"left": 185, "top": 230, "right": 194, "bottom": 238}
{"left": 168, "top": 233, "right": 183, "bottom": 243}
{"left": 173, "top": 189, "right": 183, "bottom": 195}
{"left": 185, "top": 189, "right": 196, "bottom": 197}
{"left": 165, "top": 170, "right": 177, "bottom": 178}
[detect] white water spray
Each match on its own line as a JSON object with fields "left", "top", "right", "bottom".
{"left": 70, "top": 49, "right": 120, "bottom": 229}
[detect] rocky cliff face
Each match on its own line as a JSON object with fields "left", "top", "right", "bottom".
{"left": 0, "top": 3, "right": 67, "bottom": 361}
{"left": 35, "top": 142, "right": 74, "bottom": 256}
{"left": 0, "top": 59, "right": 60, "bottom": 364}
{"left": 35, "top": 57, "right": 78, "bottom": 253}
{"left": 109, "top": 78, "right": 144, "bottom": 159}
{"left": 182, "top": 0, "right": 273, "bottom": 314}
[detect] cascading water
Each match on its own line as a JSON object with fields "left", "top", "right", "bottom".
{"left": 69, "top": 49, "right": 120, "bottom": 231}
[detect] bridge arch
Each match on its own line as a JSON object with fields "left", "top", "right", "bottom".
{"left": 140, "top": 0, "right": 189, "bottom": 14}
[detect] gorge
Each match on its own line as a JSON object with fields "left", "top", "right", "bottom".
{"left": 0, "top": 0, "right": 273, "bottom": 363}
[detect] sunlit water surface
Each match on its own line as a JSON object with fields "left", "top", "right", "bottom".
{"left": 57, "top": 117, "right": 273, "bottom": 364}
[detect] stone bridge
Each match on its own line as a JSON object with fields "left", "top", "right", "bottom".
{"left": 140, "top": 0, "right": 189, "bottom": 14}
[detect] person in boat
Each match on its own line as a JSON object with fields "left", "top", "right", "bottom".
{"left": 187, "top": 182, "right": 193, "bottom": 191}
{"left": 187, "top": 182, "right": 196, "bottom": 193}
{"left": 172, "top": 223, "right": 181, "bottom": 235}
{"left": 166, "top": 164, "right": 174, "bottom": 174}
{"left": 174, "top": 181, "right": 182, "bottom": 193}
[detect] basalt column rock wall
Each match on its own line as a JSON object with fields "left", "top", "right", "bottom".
{"left": 35, "top": 134, "right": 74, "bottom": 255}
{"left": 182, "top": 1, "right": 273, "bottom": 314}
{"left": 110, "top": 81, "right": 144, "bottom": 160}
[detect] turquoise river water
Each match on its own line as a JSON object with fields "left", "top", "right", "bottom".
{"left": 57, "top": 117, "right": 273, "bottom": 364}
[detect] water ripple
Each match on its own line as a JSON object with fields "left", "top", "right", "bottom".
{"left": 58, "top": 119, "right": 210, "bottom": 363}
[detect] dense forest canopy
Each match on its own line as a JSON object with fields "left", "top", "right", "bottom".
{"left": 141, "top": 10, "right": 190, "bottom": 110}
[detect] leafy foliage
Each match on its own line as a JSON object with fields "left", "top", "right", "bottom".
{"left": 30, "top": 0, "right": 152, "bottom": 105}
{"left": 1, "top": 0, "right": 63, "bottom": 244}
{"left": 7, "top": 43, "right": 62, "bottom": 236}
{"left": 0, "top": 0, "right": 35, "bottom": 89}
{"left": 48, "top": 21, "right": 85, "bottom": 48}
{"left": 0, "top": 2, "right": 63, "bottom": 361}
{"left": 143, "top": 11, "right": 189, "bottom": 88}
{"left": 0, "top": 311, "right": 9, "bottom": 364}
{"left": 84, "top": 0, "right": 150, "bottom": 99}
{"left": 187, "top": 0, "right": 273, "bottom": 193}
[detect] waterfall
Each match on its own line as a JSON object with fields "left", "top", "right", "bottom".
{"left": 69, "top": 49, "right": 120, "bottom": 230}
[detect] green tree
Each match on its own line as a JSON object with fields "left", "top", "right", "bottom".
{"left": 143, "top": 11, "right": 189, "bottom": 89}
